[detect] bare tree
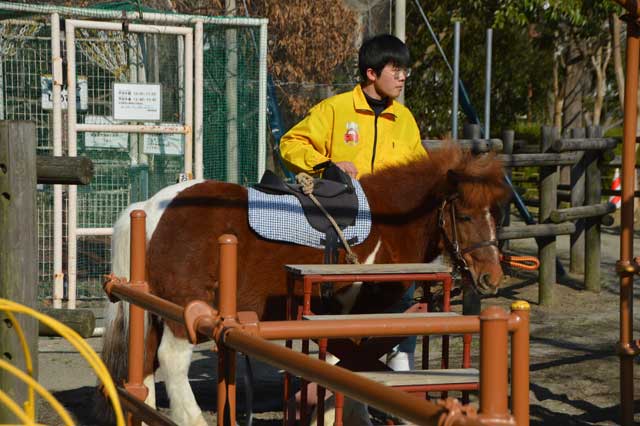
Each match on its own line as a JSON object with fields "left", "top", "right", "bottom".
{"left": 611, "top": 13, "right": 625, "bottom": 110}
{"left": 590, "top": 40, "right": 612, "bottom": 126}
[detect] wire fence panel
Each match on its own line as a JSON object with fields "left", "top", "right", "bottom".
{"left": 0, "top": 9, "right": 266, "bottom": 300}
{"left": 203, "top": 24, "right": 261, "bottom": 185}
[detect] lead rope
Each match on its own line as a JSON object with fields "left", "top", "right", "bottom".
{"left": 500, "top": 254, "right": 540, "bottom": 271}
{"left": 296, "top": 172, "right": 360, "bottom": 264}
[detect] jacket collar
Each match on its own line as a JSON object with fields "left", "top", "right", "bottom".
{"left": 353, "top": 84, "right": 397, "bottom": 118}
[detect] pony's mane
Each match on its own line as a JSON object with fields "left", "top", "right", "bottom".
{"left": 360, "top": 143, "right": 508, "bottom": 215}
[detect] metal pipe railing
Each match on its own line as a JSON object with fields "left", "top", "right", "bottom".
{"left": 478, "top": 307, "right": 510, "bottom": 423}
{"left": 105, "top": 280, "right": 183, "bottom": 325}
{"left": 102, "top": 210, "right": 530, "bottom": 426}
{"left": 222, "top": 328, "right": 481, "bottom": 426}
{"left": 125, "top": 211, "right": 149, "bottom": 411}
{"left": 616, "top": 7, "right": 639, "bottom": 425}
{"left": 510, "top": 301, "right": 530, "bottom": 426}
{"left": 217, "top": 234, "right": 238, "bottom": 426}
{"left": 256, "top": 315, "right": 522, "bottom": 340}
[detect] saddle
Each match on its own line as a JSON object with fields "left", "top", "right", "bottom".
{"left": 252, "top": 164, "right": 358, "bottom": 234}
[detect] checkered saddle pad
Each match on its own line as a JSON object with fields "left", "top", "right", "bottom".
{"left": 248, "top": 177, "right": 371, "bottom": 249}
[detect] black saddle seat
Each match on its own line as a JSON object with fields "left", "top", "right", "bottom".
{"left": 253, "top": 165, "right": 359, "bottom": 233}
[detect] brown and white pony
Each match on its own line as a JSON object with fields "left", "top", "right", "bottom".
{"left": 99, "top": 144, "right": 508, "bottom": 425}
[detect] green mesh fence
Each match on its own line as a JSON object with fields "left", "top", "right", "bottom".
{"left": 203, "top": 24, "right": 261, "bottom": 185}
{"left": 0, "top": 9, "right": 265, "bottom": 300}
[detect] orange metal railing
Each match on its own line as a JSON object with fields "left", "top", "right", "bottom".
{"left": 610, "top": 2, "right": 640, "bottom": 424}
{"left": 103, "top": 210, "right": 530, "bottom": 426}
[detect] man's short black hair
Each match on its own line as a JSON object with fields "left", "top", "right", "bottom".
{"left": 358, "top": 34, "right": 410, "bottom": 81}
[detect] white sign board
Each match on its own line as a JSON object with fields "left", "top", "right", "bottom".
{"left": 113, "top": 83, "right": 162, "bottom": 121}
{"left": 41, "top": 75, "right": 88, "bottom": 110}
{"left": 143, "top": 125, "right": 184, "bottom": 155}
{"left": 84, "top": 116, "right": 128, "bottom": 149}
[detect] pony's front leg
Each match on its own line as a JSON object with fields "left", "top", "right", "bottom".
{"left": 157, "top": 325, "right": 208, "bottom": 426}
{"left": 142, "top": 373, "right": 156, "bottom": 408}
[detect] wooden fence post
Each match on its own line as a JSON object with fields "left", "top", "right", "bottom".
{"left": 569, "top": 127, "right": 586, "bottom": 274}
{"left": 0, "top": 121, "right": 38, "bottom": 423}
{"left": 585, "top": 126, "right": 602, "bottom": 292}
{"left": 539, "top": 126, "right": 559, "bottom": 305}
{"left": 501, "top": 129, "right": 515, "bottom": 252}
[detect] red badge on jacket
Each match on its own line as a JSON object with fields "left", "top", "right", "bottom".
{"left": 344, "top": 122, "right": 359, "bottom": 146}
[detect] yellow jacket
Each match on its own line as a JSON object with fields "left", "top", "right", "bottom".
{"left": 279, "top": 84, "right": 426, "bottom": 178}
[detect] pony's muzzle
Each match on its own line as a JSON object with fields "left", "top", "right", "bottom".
{"left": 476, "top": 272, "right": 500, "bottom": 295}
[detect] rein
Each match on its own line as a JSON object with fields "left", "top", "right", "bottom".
{"left": 296, "top": 172, "right": 360, "bottom": 264}
{"left": 437, "top": 195, "right": 499, "bottom": 275}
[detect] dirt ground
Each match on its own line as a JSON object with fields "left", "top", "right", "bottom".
{"left": 34, "top": 223, "right": 640, "bottom": 425}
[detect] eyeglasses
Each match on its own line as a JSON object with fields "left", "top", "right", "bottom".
{"left": 390, "top": 67, "right": 411, "bottom": 79}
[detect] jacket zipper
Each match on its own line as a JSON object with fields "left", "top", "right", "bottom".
{"left": 371, "top": 115, "right": 379, "bottom": 173}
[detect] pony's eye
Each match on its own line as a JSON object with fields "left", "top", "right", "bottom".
{"left": 457, "top": 215, "right": 472, "bottom": 222}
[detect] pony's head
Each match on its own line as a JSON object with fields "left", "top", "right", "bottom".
{"left": 431, "top": 144, "right": 509, "bottom": 294}
{"left": 359, "top": 144, "right": 508, "bottom": 294}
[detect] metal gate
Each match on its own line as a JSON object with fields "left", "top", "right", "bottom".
{"left": 0, "top": 2, "right": 268, "bottom": 305}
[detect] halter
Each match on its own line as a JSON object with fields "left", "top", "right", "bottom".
{"left": 437, "top": 195, "right": 499, "bottom": 276}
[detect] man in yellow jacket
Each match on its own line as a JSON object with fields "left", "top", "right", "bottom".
{"left": 280, "top": 33, "right": 427, "bottom": 179}
{"left": 280, "top": 34, "right": 425, "bottom": 374}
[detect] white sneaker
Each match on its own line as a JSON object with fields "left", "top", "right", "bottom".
{"left": 386, "top": 350, "right": 415, "bottom": 371}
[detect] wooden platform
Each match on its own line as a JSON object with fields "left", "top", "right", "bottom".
{"left": 302, "top": 312, "right": 459, "bottom": 321}
{"left": 357, "top": 368, "right": 479, "bottom": 386}
{"left": 285, "top": 263, "right": 452, "bottom": 276}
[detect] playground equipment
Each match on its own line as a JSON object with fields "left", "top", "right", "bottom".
{"left": 609, "top": 1, "right": 640, "bottom": 424}
{"left": 102, "top": 209, "right": 531, "bottom": 426}
{"left": 0, "top": 120, "right": 119, "bottom": 424}
{"left": 284, "top": 263, "right": 462, "bottom": 426}
{"left": 0, "top": 298, "right": 124, "bottom": 425}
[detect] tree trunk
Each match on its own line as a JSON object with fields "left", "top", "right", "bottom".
{"left": 562, "top": 41, "right": 584, "bottom": 132}
{"left": 592, "top": 42, "right": 612, "bottom": 126}
{"left": 611, "top": 13, "right": 625, "bottom": 110}
{"left": 527, "top": 82, "right": 533, "bottom": 124}
{"left": 553, "top": 58, "right": 564, "bottom": 128}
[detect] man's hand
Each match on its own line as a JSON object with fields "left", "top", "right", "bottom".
{"left": 335, "top": 161, "right": 358, "bottom": 179}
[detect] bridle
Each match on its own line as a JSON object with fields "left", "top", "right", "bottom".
{"left": 437, "top": 195, "right": 499, "bottom": 276}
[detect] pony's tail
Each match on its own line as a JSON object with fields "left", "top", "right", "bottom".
{"left": 94, "top": 202, "right": 143, "bottom": 424}
{"left": 94, "top": 301, "right": 129, "bottom": 424}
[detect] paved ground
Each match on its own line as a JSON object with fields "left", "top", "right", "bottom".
{"left": 34, "top": 223, "right": 640, "bottom": 425}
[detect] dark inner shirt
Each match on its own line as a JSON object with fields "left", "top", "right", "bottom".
{"left": 364, "top": 92, "right": 389, "bottom": 117}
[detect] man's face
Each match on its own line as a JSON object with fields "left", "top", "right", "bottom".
{"left": 372, "top": 64, "right": 410, "bottom": 99}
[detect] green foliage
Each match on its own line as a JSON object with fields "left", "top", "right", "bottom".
{"left": 605, "top": 126, "right": 623, "bottom": 138}
{"left": 514, "top": 122, "right": 542, "bottom": 145}
{"left": 405, "top": 0, "right": 624, "bottom": 137}
{"left": 493, "top": 0, "right": 586, "bottom": 28}
{"left": 405, "top": 2, "right": 553, "bottom": 137}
